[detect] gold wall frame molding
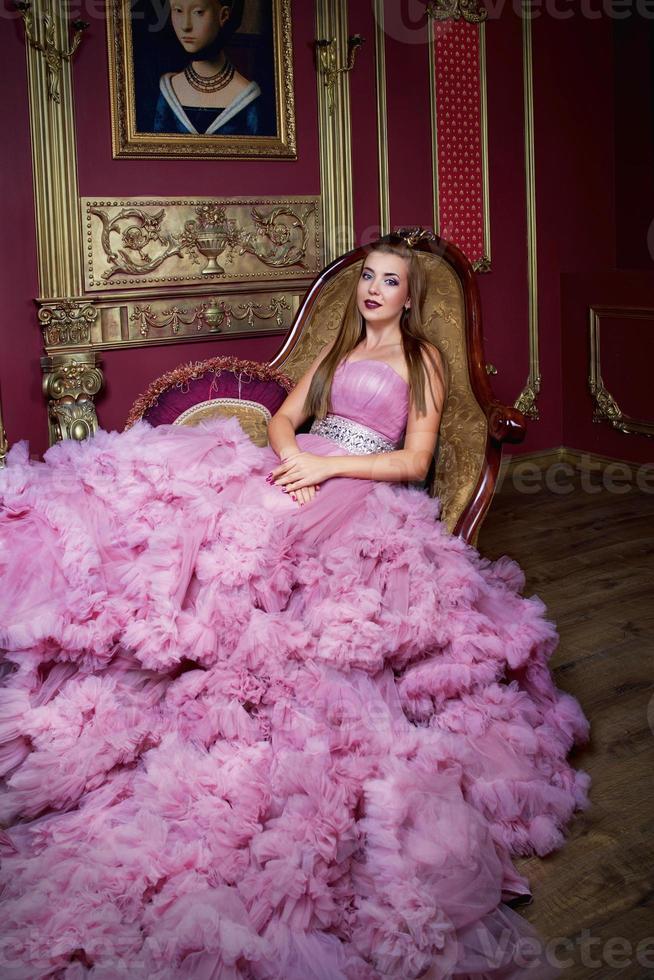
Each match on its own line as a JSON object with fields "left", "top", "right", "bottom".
{"left": 81, "top": 196, "right": 322, "bottom": 292}
{"left": 41, "top": 352, "right": 104, "bottom": 445}
{"left": 315, "top": 1, "right": 356, "bottom": 265}
{"left": 373, "top": 0, "right": 390, "bottom": 237}
{"left": 22, "top": 0, "right": 85, "bottom": 299}
{"left": 514, "top": 13, "right": 541, "bottom": 420}
{"left": 589, "top": 305, "right": 654, "bottom": 438}
{"left": 106, "top": 0, "right": 296, "bottom": 160}
{"left": 15, "top": 0, "right": 88, "bottom": 104}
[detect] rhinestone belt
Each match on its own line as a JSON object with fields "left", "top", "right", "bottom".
{"left": 309, "top": 413, "right": 397, "bottom": 455}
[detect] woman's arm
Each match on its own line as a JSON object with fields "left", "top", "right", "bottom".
{"left": 272, "top": 345, "right": 446, "bottom": 492}
{"left": 267, "top": 340, "right": 337, "bottom": 461}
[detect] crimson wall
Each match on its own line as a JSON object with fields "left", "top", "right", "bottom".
{"left": 1, "top": 1, "right": 651, "bottom": 466}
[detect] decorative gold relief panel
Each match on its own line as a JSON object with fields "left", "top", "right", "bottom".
{"left": 81, "top": 196, "right": 322, "bottom": 292}
{"left": 40, "top": 287, "right": 303, "bottom": 353}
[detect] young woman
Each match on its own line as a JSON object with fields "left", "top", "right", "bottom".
{"left": 154, "top": 0, "right": 263, "bottom": 136}
{"left": 0, "top": 238, "right": 588, "bottom": 978}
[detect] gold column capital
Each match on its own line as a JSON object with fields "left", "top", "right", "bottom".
{"left": 41, "top": 352, "right": 104, "bottom": 445}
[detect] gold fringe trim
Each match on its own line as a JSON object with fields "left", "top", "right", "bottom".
{"left": 124, "top": 356, "right": 295, "bottom": 430}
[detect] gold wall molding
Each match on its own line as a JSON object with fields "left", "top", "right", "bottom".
{"left": 41, "top": 352, "right": 104, "bottom": 444}
{"left": 477, "top": 23, "right": 491, "bottom": 273}
{"left": 315, "top": 0, "right": 355, "bottom": 265}
{"left": 39, "top": 286, "right": 303, "bottom": 353}
{"left": 428, "top": 20, "right": 440, "bottom": 239}
{"left": 373, "top": 0, "right": 390, "bottom": 237}
{"left": 500, "top": 445, "right": 653, "bottom": 479}
{"left": 81, "top": 197, "right": 322, "bottom": 291}
{"left": 589, "top": 305, "right": 654, "bottom": 438}
{"left": 514, "top": 13, "right": 541, "bottom": 420}
{"left": 23, "top": 0, "right": 84, "bottom": 300}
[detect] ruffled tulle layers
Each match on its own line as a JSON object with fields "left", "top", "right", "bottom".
{"left": 0, "top": 418, "right": 589, "bottom": 979}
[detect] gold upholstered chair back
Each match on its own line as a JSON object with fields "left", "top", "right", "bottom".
{"left": 270, "top": 231, "right": 525, "bottom": 543}
{"left": 126, "top": 232, "right": 525, "bottom": 544}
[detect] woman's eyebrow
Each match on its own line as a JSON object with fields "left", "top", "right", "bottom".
{"left": 362, "top": 267, "right": 400, "bottom": 278}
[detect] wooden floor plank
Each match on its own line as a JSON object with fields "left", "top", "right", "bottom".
{"left": 479, "top": 473, "right": 654, "bottom": 980}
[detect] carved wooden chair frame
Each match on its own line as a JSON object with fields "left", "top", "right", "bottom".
{"left": 126, "top": 231, "right": 526, "bottom": 545}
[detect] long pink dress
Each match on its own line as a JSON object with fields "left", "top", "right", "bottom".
{"left": 0, "top": 359, "right": 589, "bottom": 979}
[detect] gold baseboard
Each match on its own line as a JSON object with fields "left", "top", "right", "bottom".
{"left": 500, "top": 445, "right": 652, "bottom": 483}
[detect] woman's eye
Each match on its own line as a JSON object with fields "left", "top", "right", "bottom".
{"left": 385, "top": 279, "right": 398, "bottom": 286}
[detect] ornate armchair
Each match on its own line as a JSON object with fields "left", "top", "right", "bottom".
{"left": 126, "top": 231, "right": 526, "bottom": 544}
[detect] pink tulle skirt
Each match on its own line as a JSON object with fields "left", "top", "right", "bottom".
{"left": 0, "top": 417, "right": 590, "bottom": 978}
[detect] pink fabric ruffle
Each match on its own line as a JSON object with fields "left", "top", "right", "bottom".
{"left": 0, "top": 417, "right": 589, "bottom": 979}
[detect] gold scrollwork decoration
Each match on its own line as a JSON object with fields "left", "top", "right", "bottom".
{"left": 315, "top": 34, "right": 365, "bottom": 115}
{"left": 39, "top": 299, "right": 98, "bottom": 348}
{"left": 426, "top": 0, "right": 488, "bottom": 22}
{"left": 14, "top": 1, "right": 88, "bottom": 103}
{"left": 396, "top": 226, "right": 438, "bottom": 249}
{"left": 131, "top": 304, "right": 208, "bottom": 338}
{"left": 589, "top": 306, "right": 654, "bottom": 438}
{"left": 199, "top": 297, "right": 292, "bottom": 334}
{"left": 473, "top": 255, "right": 491, "bottom": 273}
{"left": 130, "top": 296, "right": 292, "bottom": 338}
{"left": 90, "top": 207, "right": 184, "bottom": 281}
{"left": 89, "top": 203, "right": 314, "bottom": 282}
{"left": 41, "top": 352, "right": 104, "bottom": 445}
{"left": 514, "top": 379, "right": 541, "bottom": 420}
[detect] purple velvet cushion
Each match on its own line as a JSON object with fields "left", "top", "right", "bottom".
{"left": 125, "top": 356, "right": 294, "bottom": 433}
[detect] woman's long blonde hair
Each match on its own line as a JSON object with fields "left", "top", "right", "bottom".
{"left": 304, "top": 236, "right": 448, "bottom": 421}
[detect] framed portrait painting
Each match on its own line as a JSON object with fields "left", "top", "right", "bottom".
{"left": 107, "top": 0, "right": 296, "bottom": 159}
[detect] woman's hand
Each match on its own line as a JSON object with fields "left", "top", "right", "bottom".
{"left": 268, "top": 452, "right": 337, "bottom": 507}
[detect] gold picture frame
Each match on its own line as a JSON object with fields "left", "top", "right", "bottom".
{"left": 106, "top": 0, "right": 296, "bottom": 159}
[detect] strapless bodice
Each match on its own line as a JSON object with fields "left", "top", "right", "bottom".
{"left": 328, "top": 358, "right": 409, "bottom": 446}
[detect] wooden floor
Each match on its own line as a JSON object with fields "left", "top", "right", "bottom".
{"left": 478, "top": 466, "right": 654, "bottom": 979}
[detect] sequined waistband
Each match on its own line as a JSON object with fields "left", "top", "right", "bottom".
{"left": 309, "top": 413, "right": 397, "bottom": 455}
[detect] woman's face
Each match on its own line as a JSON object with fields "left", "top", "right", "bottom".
{"left": 170, "top": 0, "right": 230, "bottom": 55}
{"left": 356, "top": 251, "right": 411, "bottom": 325}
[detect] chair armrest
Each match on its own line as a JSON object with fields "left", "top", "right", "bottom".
{"left": 487, "top": 402, "right": 527, "bottom": 445}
